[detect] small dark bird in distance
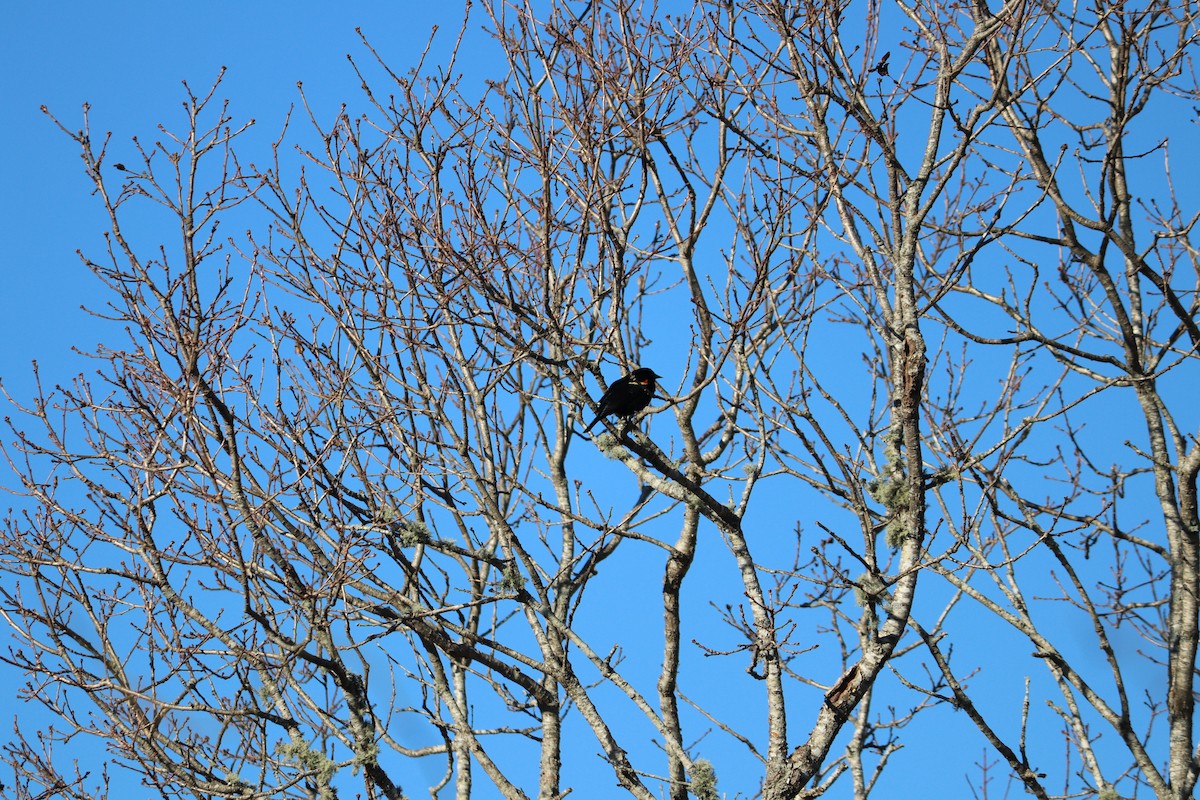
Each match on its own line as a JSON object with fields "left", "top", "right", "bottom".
{"left": 584, "top": 367, "right": 662, "bottom": 432}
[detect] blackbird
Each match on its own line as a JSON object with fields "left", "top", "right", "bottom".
{"left": 584, "top": 367, "right": 662, "bottom": 432}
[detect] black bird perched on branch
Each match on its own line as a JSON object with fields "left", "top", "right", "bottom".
{"left": 584, "top": 367, "right": 662, "bottom": 432}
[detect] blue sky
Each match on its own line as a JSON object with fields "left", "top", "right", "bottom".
{"left": 0, "top": 0, "right": 469, "bottom": 792}
{"left": 1, "top": 2, "right": 463, "bottom": 392}
{"left": 0, "top": 2, "right": 1188, "bottom": 799}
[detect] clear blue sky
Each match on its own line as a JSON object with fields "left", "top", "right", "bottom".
{"left": 0, "top": 0, "right": 470, "bottom": 792}
{"left": 1, "top": 2, "right": 463, "bottom": 393}
{"left": 0, "top": 3, "right": 1182, "bottom": 799}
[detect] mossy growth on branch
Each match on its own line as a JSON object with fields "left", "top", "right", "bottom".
{"left": 689, "top": 758, "right": 718, "bottom": 800}
{"left": 277, "top": 739, "right": 337, "bottom": 798}
{"left": 865, "top": 429, "right": 915, "bottom": 547}
{"left": 854, "top": 571, "right": 890, "bottom": 609}
{"left": 394, "top": 519, "right": 430, "bottom": 547}
{"left": 498, "top": 561, "right": 524, "bottom": 593}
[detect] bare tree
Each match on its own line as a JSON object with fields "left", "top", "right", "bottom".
{"left": 1, "top": 1, "right": 1196, "bottom": 799}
